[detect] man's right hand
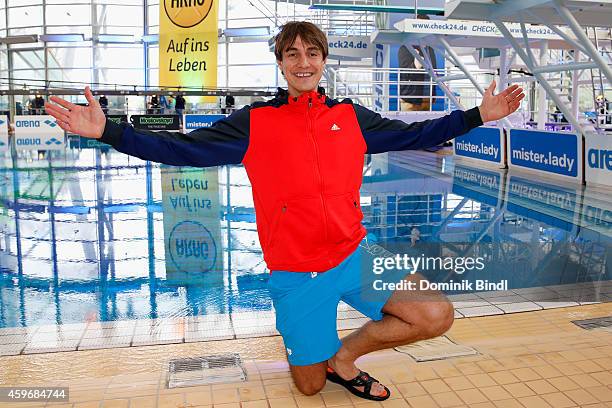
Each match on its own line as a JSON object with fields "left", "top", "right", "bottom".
{"left": 45, "top": 86, "right": 107, "bottom": 139}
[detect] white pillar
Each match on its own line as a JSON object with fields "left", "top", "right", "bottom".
{"left": 499, "top": 48, "right": 508, "bottom": 93}
{"left": 537, "top": 41, "right": 548, "bottom": 130}
{"left": 571, "top": 50, "right": 580, "bottom": 122}
{"left": 499, "top": 48, "right": 508, "bottom": 129}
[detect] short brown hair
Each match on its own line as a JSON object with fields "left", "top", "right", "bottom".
{"left": 274, "top": 21, "right": 328, "bottom": 61}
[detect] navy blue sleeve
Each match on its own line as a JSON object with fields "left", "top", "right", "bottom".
{"left": 99, "top": 106, "right": 250, "bottom": 167}
{"left": 353, "top": 104, "right": 483, "bottom": 154}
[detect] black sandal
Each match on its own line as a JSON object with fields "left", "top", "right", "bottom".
{"left": 326, "top": 367, "right": 390, "bottom": 401}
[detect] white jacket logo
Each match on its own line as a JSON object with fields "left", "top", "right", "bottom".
{"left": 330, "top": 123, "right": 341, "bottom": 131}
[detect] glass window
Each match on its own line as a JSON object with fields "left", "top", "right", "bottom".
{"left": 12, "top": 49, "right": 44, "bottom": 70}
{"left": 0, "top": 9, "right": 6, "bottom": 30}
{"left": 95, "top": 5, "right": 143, "bottom": 29}
{"left": 46, "top": 0, "right": 90, "bottom": 3}
{"left": 218, "top": 0, "right": 226, "bottom": 21}
{"left": 98, "top": 68, "right": 145, "bottom": 87}
{"left": 148, "top": 69, "right": 158, "bottom": 87}
{"left": 217, "top": 43, "right": 226, "bottom": 65}
{"left": 8, "top": 26, "right": 43, "bottom": 37}
{"left": 229, "top": 42, "right": 273, "bottom": 65}
{"left": 11, "top": 69, "right": 45, "bottom": 87}
{"left": 0, "top": 50, "right": 8, "bottom": 72}
{"left": 228, "top": 65, "right": 276, "bottom": 88}
{"left": 227, "top": 0, "right": 267, "bottom": 18}
{"left": 47, "top": 68, "right": 92, "bottom": 87}
{"left": 217, "top": 66, "right": 226, "bottom": 88}
{"left": 147, "top": 5, "right": 158, "bottom": 29}
{"left": 47, "top": 47, "right": 92, "bottom": 69}
{"left": 95, "top": 45, "right": 143, "bottom": 69}
{"left": 97, "top": 0, "right": 143, "bottom": 4}
{"left": 9, "top": 0, "right": 43, "bottom": 6}
{"left": 8, "top": 6, "right": 43, "bottom": 28}
{"left": 46, "top": 5, "right": 91, "bottom": 25}
{"left": 45, "top": 25, "right": 92, "bottom": 37}
{"left": 227, "top": 18, "right": 271, "bottom": 29}
{"left": 148, "top": 45, "right": 158, "bottom": 69}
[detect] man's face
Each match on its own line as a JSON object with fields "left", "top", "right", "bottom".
{"left": 278, "top": 35, "right": 325, "bottom": 97}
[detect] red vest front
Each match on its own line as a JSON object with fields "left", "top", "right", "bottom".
{"left": 243, "top": 91, "right": 367, "bottom": 272}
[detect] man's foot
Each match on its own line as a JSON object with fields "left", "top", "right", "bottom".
{"left": 327, "top": 355, "right": 389, "bottom": 399}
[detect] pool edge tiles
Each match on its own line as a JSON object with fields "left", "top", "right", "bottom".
{"left": 0, "top": 282, "right": 610, "bottom": 356}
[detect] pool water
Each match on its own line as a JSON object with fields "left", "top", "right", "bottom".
{"left": 0, "top": 145, "right": 610, "bottom": 328}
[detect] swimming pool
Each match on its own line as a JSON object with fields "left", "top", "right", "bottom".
{"left": 0, "top": 145, "right": 610, "bottom": 329}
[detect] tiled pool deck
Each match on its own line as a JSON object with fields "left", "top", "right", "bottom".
{"left": 0, "top": 302, "right": 611, "bottom": 407}
{"left": 2, "top": 282, "right": 611, "bottom": 358}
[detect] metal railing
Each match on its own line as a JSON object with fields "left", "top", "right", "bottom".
{"left": 329, "top": 66, "right": 505, "bottom": 112}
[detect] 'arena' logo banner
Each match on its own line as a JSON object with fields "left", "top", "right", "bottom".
{"left": 14, "top": 115, "right": 65, "bottom": 150}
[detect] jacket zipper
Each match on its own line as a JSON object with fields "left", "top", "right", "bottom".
{"left": 307, "top": 96, "right": 329, "bottom": 248}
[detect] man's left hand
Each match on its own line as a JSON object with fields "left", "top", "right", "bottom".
{"left": 478, "top": 81, "right": 525, "bottom": 123}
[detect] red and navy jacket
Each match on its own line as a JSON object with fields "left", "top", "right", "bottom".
{"left": 100, "top": 88, "right": 483, "bottom": 272}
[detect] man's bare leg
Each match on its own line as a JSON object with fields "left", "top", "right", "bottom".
{"left": 289, "top": 361, "right": 328, "bottom": 396}
{"left": 328, "top": 273, "right": 454, "bottom": 396}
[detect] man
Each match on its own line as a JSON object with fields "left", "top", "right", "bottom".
{"left": 175, "top": 94, "right": 186, "bottom": 117}
{"left": 222, "top": 94, "right": 235, "bottom": 114}
{"left": 46, "top": 21, "right": 523, "bottom": 401}
{"left": 99, "top": 95, "right": 108, "bottom": 114}
{"left": 398, "top": 44, "right": 436, "bottom": 111}
{"left": 33, "top": 94, "right": 46, "bottom": 115}
{"left": 398, "top": 14, "right": 437, "bottom": 112}
{"left": 148, "top": 95, "right": 160, "bottom": 114}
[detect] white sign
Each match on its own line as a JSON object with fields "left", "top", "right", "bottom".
{"left": 0, "top": 116, "right": 8, "bottom": 151}
{"left": 14, "top": 115, "right": 65, "bottom": 150}
{"left": 585, "top": 133, "right": 612, "bottom": 187}
{"left": 395, "top": 18, "right": 563, "bottom": 40}
{"left": 327, "top": 36, "right": 370, "bottom": 60}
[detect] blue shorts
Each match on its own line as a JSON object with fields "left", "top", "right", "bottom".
{"left": 268, "top": 239, "right": 404, "bottom": 366}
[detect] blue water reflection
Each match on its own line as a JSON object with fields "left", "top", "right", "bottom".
{"left": 0, "top": 145, "right": 610, "bottom": 328}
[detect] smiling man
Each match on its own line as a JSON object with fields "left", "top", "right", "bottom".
{"left": 46, "top": 21, "right": 524, "bottom": 401}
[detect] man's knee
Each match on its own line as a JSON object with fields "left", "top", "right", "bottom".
{"left": 293, "top": 375, "right": 326, "bottom": 396}
{"left": 420, "top": 300, "right": 454, "bottom": 338}
{"left": 290, "top": 362, "right": 327, "bottom": 396}
{"left": 392, "top": 299, "right": 454, "bottom": 339}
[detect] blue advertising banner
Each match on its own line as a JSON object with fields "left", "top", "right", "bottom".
{"left": 184, "top": 114, "right": 225, "bottom": 132}
{"left": 509, "top": 129, "right": 581, "bottom": 180}
{"left": 454, "top": 126, "right": 504, "bottom": 165}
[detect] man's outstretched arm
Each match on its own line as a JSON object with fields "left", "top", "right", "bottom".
{"left": 356, "top": 81, "right": 524, "bottom": 154}
{"left": 46, "top": 87, "right": 249, "bottom": 167}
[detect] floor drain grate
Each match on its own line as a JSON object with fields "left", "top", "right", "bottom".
{"left": 394, "top": 336, "right": 478, "bottom": 362}
{"left": 572, "top": 316, "right": 612, "bottom": 331}
{"left": 167, "top": 353, "right": 246, "bottom": 388}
